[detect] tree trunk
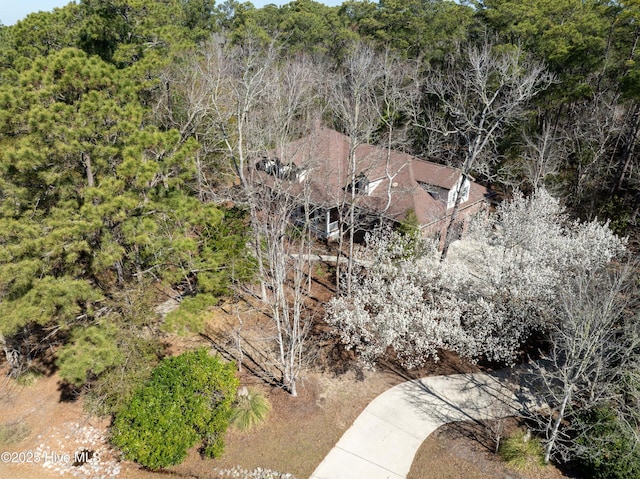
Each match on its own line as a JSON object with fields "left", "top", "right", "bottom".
{"left": 114, "top": 259, "right": 125, "bottom": 285}
{"left": 83, "top": 152, "right": 94, "bottom": 188}
{"left": 611, "top": 102, "right": 640, "bottom": 195}
{"left": 440, "top": 173, "right": 467, "bottom": 261}
{"left": 335, "top": 220, "right": 345, "bottom": 293}
{"left": 545, "top": 388, "right": 572, "bottom": 464}
{"left": 288, "top": 376, "right": 298, "bottom": 397}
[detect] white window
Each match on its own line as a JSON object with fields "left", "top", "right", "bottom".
{"left": 460, "top": 179, "right": 470, "bottom": 203}
{"left": 366, "top": 178, "right": 384, "bottom": 195}
{"left": 446, "top": 177, "right": 470, "bottom": 209}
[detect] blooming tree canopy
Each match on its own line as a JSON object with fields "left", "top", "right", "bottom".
{"left": 326, "top": 189, "right": 626, "bottom": 367}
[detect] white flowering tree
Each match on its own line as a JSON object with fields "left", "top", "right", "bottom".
{"left": 325, "top": 189, "right": 627, "bottom": 368}
{"left": 325, "top": 227, "right": 520, "bottom": 367}
{"left": 460, "top": 189, "right": 626, "bottom": 339}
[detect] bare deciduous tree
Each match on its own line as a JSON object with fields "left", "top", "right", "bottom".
{"left": 329, "top": 42, "right": 420, "bottom": 293}
{"left": 244, "top": 48, "right": 322, "bottom": 397}
{"left": 373, "top": 48, "right": 422, "bottom": 212}
{"left": 252, "top": 176, "right": 316, "bottom": 397}
{"left": 415, "top": 42, "right": 554, "bottom": 259}
{"left": 527, "top": 264, "right": 640, "bottom": 463}
{"left": 499, "top": 120, "right": 565, "bottom": 192}
{"left": 329, "top": 42, "right": 384, "bottom": 294}
{"left": 179, "top": 35, "right": 322, "bottom": 396}
{"left": 561, "top": 92, "right": 624, "bottom": 212}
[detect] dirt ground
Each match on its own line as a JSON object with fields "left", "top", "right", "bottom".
{"left": 0, "top": 362, "right": 578, "bottom": 479}
{"left": 0, "top": 371, "right": 120, "bottom": 479}
{"left": 409, "top": 418, "right": 578, "bottom": 479}
{"left": 0, "top": 257, "right": 577, "bottom": 479}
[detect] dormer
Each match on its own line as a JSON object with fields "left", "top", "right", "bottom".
{"left": 347, "top": 173, "right": 384, "bottom": 196}
{"left": 255, "top": 157, "right": 307, "bottom": 182}
{"left": 419, "top": 182, "right": 449, "bottom": 203}
{"left": 347, "top": 173, "right": 369, "bottom": 195}
{"left": 446, "top": 175, "right": 470, "bottom": 209}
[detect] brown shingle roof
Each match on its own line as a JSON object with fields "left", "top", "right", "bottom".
{"left": 270, "top": 127, "right": 490, "bottom": 225}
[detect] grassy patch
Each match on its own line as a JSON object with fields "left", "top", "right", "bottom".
{"left": 314, "top": 263, "right": 327, "bottom": 279}
{"left": 15, "top": 369, "right": 43, "bottom": 386}
{"left": 0, "top": 421, "right": 31, "bottom": 445}
{"left": 499, "top": 429, "right": 545, "bottom": 471}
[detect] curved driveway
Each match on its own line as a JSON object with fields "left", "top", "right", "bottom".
{"left": 310, "top": 372, "right": 521, "bottom": 479}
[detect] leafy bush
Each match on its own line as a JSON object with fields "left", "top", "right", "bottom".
{"left": 84, "top": 334, "right": 162, "bottom": 417}
{"left": 230, "top": 388, "right": 272, "bottom": 430}
{"left": 111, "top": 349, "right": 238, "bottom": 470}
{"left": 397, "top": 209, "right": 421, "bottom": 238}
{"left": 499, "top": 429, "right": 545, "bottom": 471}
{"left": 575, "top": 408, "right": 640, "bottom": 479}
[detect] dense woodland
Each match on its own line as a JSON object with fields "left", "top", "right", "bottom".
{"left": 1, "top": 0, "right": 640, "bottom": 475}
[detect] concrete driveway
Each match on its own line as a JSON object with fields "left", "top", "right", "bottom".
{"left": 310, "top": 372, "right": 520, "bottom": 479}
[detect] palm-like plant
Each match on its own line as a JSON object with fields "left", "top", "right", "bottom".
{"left": 231, "top": 387, "right": 272, "bottom": 430}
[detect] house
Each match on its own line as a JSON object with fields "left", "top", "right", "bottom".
{"left": 253, "top": 127, "right": 491, "bottom": 243}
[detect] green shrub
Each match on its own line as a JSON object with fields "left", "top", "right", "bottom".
{"left": 84, "top": 334, "right": 162, "bottom": 417}
{"left": 314, "top": 263, "right": 327, "bottom": 279}
{"left": 499, "top": 429, "right": 545, "bottom": 471}
{"left": 111, "top": 348, "right": 238, "bottom": 470}
{"left": 0, "top": 421, "right": 31, "bottom": 445}
{"left": 398, "top": 209, "right": 420, "bottom": 237}
{"left": 231, "top": 388, "right": 272, "bottom": 430}
{"left": 576, "top": 408, "right": 640, "bottom": 479}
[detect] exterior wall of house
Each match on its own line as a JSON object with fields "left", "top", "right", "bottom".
{"left": 419, "top": 198, "right": 488, "bottom": 249}
{"left": 298, "top": 207, "right": 340, "bottom": 240}
{"left": 300, "top": 194, "right": 488, "bottom": 245}
{"left": 326, "top": 207, "right": 340, "bottom": 239}
{"left": 446, "top": 177, "right": 471, "bottom": 210}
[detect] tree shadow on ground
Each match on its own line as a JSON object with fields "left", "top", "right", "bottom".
{"left": 57, "top": 381, "right": 81, "bottom": 403}
{"left": 377, "top": 349, "right": 482, "bottom": 383}
{"left": 199, "top": 329, "right": 283, "bottom": 390}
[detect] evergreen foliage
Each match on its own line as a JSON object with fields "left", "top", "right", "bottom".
{"left": 576, "top": 408, "right": 640, "bottom": 479}
{"left": 111, "top": 349, "right": 238, "bottom": 469}
{"left": 56, "top": 322, "right": 122, "bottom": 386}
{"left": 0, "top": 5, "right": 254, "bottom": 389}
{"left": 83, "top": 328, "right": 163, "bottom": 416}
{"left": 397, "top": 209, "right": 420, "bottom": 238}
{"left": 162, "top": 293, "right": 218, "bottom": 336}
